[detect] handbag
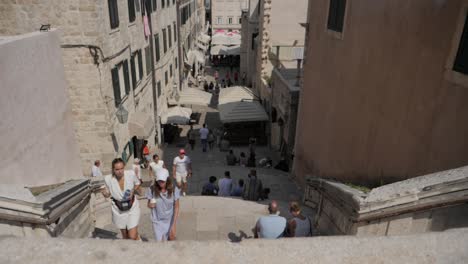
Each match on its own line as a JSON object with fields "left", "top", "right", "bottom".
{"left": 112, "top": 195, "right": 135, "bottom": 212}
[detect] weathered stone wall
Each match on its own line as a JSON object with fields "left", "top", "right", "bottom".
{"left": 304, "top": 166, "right": 468, "bottom": 236}
{"left": 0, "top": 30, "right": 83, "bottom": 186}
{"left": 0, "top": 0, "right": 185, "bottom": 174}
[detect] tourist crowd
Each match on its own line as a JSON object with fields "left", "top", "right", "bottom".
{"left": 99, "top": 146, "right": 309, "bottom": 242}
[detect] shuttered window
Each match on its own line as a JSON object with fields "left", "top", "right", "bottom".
{"left": 168, "top": 25, "right": 172, "bottom": 48}
{"left": 162, "top": 28, "right": 168, "bottom": 53}
{"left": 327, "top": 0, "right": 346, "bottom": 33}
{"left": 175, "top": 57, "right": 178, "bottom": 69}
{"left": 138, "top": 51, "right": 143, "bottom": 80}
{"left": 152, "top": 0, "right": 157, "bottom": 12}
{"left": 128, "top": 0, "right": 136, "bottom": 22}
{"left": 111, "top": 67, "right": 121, "bottom": 107}
{"left": 173, "top": 22, "right": 177, "bottom": 42}
{"left": 161, "top": 0, "right": 165, "bottom": 8}
{"left": 165, "top": 71, "right": 168, "bottom": 85}
{"left": 454, "top": 13, "right": 468, "bottom": 74}
{"left": 130, "top": 53, "right": 137, "bottom": 89}
{"left": 154, "top": 34, "right": 161, "bottom": 62}
{"left": 108, "top": 0, "right": 119, "bottom": 29}
{"left": 123, "top": 60, "right": 130, "bottom": 95}
{"left": 157, "top": 81, "right": 161, "bottom": 98}
{"left": 170, "top": 64, "right": 173, "bottom": 77}
{"left": 145, "top": 46, "right": 152, "bottom": 76}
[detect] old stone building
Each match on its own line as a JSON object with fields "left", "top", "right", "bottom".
{"left": 0, "top": 0, "right": 187, "bottom": 174}
{"left": 239, "top": 0, "right": 307, "bottom": 158}
{"left": 294, "top": 0, "right": 468, "bottom": 186}
{"left": 211, "top": 0, "right": 247, "bottom": 31}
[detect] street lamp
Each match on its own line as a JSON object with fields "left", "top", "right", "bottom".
{"left": 116, "top": 104, "right": 129, "bottom": 124}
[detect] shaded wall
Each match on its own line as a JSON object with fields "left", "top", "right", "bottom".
{"left": 295, "top": 0, "right": 468, "bottom": 185}
{"left": 0, "top": 30, "right": 83, "bottom": 186}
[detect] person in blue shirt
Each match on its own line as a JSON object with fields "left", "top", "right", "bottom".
{"left": 254, "top": 200, "right": 287, "bottom": 239}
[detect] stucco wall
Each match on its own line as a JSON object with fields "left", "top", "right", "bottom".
{"left": 0, "top": 30, "right": 83, "bottom": 186}
{"left": 295, "top": 0, "right": 468, "bottom": 185}
{"left": 211, "top": 0, "right": 247, "bottom": 30}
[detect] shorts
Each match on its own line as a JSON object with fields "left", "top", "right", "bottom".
{"left": 175, "top": 172, "right": 188, "bottom": 184}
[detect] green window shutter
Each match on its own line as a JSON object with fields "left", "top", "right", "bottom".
{"left": 111, "top": 66, "right": 121, "bottom": 107}
{"left": 130, "top": 54, "right": 137, "bottom": 89}
{"left": 123, "top": 60, "right": 131, "bottom": 95}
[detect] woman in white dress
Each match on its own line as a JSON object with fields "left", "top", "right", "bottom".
{"left": 101, "top": 158, "right": 142, "bottom": 240}
{"left": 146, "top": 168, "right": 180, "bottom": 241}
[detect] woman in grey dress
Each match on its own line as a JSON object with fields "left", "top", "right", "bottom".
{"left": 146, "top": 168, "right": 180, "bottom": 241}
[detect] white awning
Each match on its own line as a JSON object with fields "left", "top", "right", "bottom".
{"left": 210, "top": 45, "right": 240, "bottom": 56}
{"left": 167, "top": 88, "right": 212, "bottom": 106}
{"left": 212, "top": 33, "right": 241, "bottom": 45}
{"left": 128, "top": 112, "right": 154, "bottom": 139}
{"left": 160, "top": 106, "right": 192, "bottom": 125}
{"left": 218, "top": 86, "right": 266, "bottom": 123}
{"left": 218, "top": 101, "right": 268, "bottom": 123}
{"left": 218, "top": 86, "right": 255, "bottom": 105}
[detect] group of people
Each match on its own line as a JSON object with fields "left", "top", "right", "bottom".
{"left": 187, "top": 124, "right": 217, "bottom": 152}
{"left": 254, "top": 200, "right": 313, "bottom": 239}
{"left": 201, "top": 169, "right": 269, "bottom": 201}
{"left": 99, "top": 148, "right": 193, "bottom": 242}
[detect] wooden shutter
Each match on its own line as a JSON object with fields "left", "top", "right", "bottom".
{"left": 123, "top": 60, "right": 131, "bottom": 95}
{"left": 163, "top": 29, "right": 167, "bottom": 53}
{"left": 155, "top": 34, "right": 161, "bottom": 62}
{"left": 161, "top": 0, "right": 165, "bottom": 8}
{"left": 173, "top": 22, "right": 177, "bottom": 41}
{"left": 145, "top": 46, "right": 152, "bottom": 75}
{"left": 128, "top": 0, "right": 136, "bottom": 22}
{"left": 138, "top": 51, "right": 144, "bottom": 79}
{"left": 111, "top": 66, "right": 121, "bottom": 107}
{"left": 108, "top": 0, "right": 119, "bottom": 29}
{"left": 168, "top": 25, "right": 172, "bottom": 48}
{"left": 130, "top": 54, "right": 137, "bottom": 89}
{"left": 152, "top": 0, "right": 157, "bottom": 12}
{"left": 454, "top": 14, "right": 468, "bottom": 74}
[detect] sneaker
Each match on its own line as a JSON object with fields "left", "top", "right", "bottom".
{"left": 183, "top": 192, "right": 186, "bottom": 197}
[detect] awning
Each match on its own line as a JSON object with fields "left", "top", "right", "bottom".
{"left": 218, "top": 101, "right": 269, "bottom": 123}
{"left": 218, "top": 86, "right": 266, "bottom": 123}
{"left": 218, "top": 86, "right": 255, "bottom": 104}
{"left": 160, "top": 106, "right": 192, "bottom": 125}
{"left": 167, "top": 88, "right": 212, "bottom": 106}
{"left": 212, "top": 33, "right": 241, "bottom": 45}
{"left": 128, "top": 112, "right": 154, "bottom": 139}
{"left": 210, "top": 45, "right": 240, "bottom": 56}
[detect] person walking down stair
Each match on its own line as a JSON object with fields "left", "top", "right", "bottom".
{"left": 172, "top": 149, "right": 192, "bottom": 196}
{"left": 199, "top": 124, "right": 209, "bottom": 152}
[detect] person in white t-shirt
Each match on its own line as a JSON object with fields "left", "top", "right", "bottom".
{"left": 199, "top": 124, "right": 209, "bottom": 152}
{"left": 91, "top": 160, "right": 103, "bottom": 177}
{"left": 172, "top": 149, "right": 192, "bottom": 196}
{"left": 100, "top": 158, "right": 142, "bottom": 240}
{"left": 149, "top": 154, "right": 166, "bottom": 179}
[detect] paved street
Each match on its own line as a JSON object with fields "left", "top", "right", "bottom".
{"left": 98, "top": 64, "right": 315, "bottom": 242}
